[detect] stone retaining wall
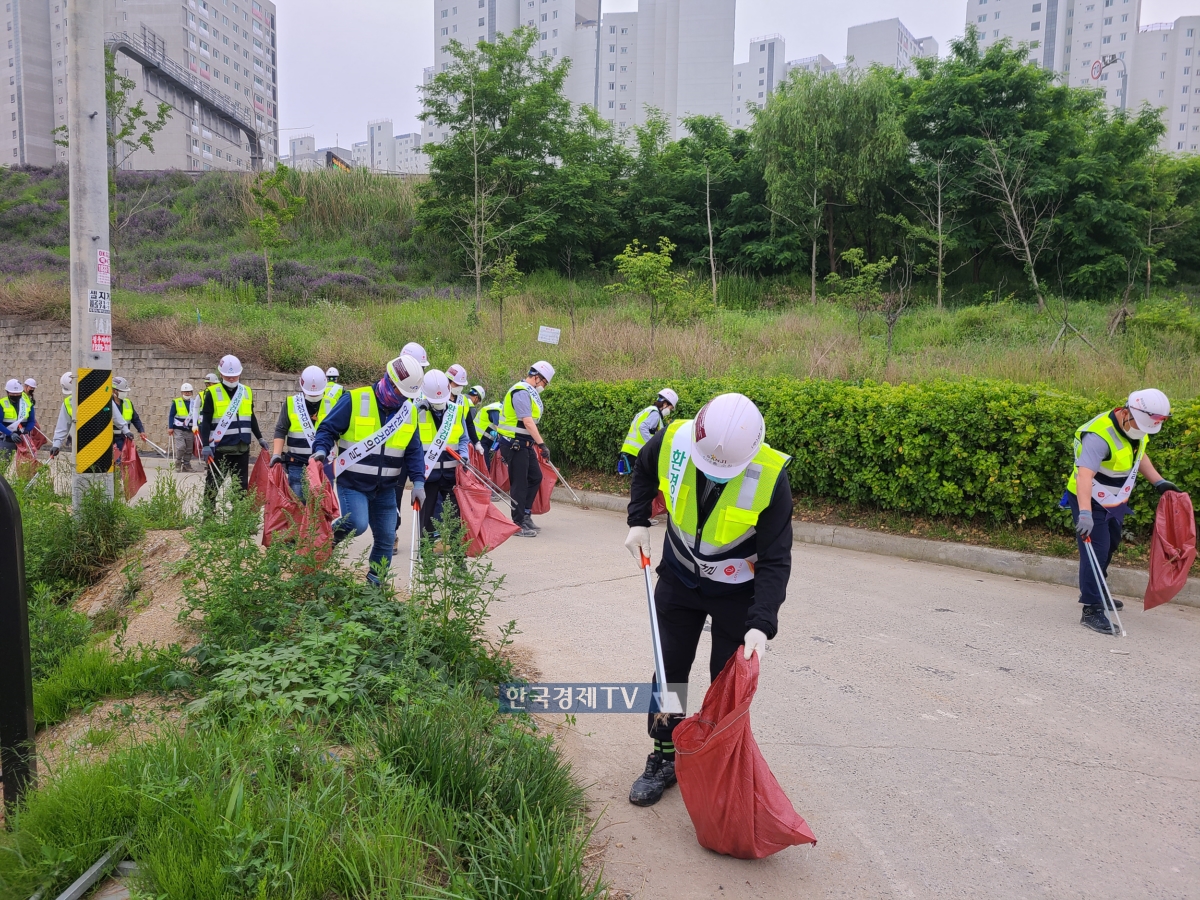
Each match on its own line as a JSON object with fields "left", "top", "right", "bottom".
{"left": 0, "top": 317, "right": 296, "bottom": 448}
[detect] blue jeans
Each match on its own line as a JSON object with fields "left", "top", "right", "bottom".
{"left": 286, "top": 462, "right": 306, "bottom": 501}
{"left": 335, "top": 482, "right": 398, "bottom": 585}
{"left": 1067, "top": 492, "right": 1126, "bottom": 607}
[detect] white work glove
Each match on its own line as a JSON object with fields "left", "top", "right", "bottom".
{"left": 743, "top": 628, "right": 768, "bottom": 660}
{"left": 474, "top": 441, "right": 485, "bottom": 455}
{"left": 624, "top": 526, "right": 651, "bottom": 564}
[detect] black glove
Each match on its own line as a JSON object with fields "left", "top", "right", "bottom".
{"left": 311, "top": 450, "right": 327, "bottom": 464}
{"left": 270, "top": 454, "right": 283, "bottom": 468}
{"left": 1154, "top": 479, "right": 1183, "bottom": 495}
{"left": 537, "top": 442, "right": 551, "bottom": 462}
{"left": 259, "top": 438, "right": 270, "bottom": 452}
{"left": 49, "top": 446, "right": 60, "bottom": 459}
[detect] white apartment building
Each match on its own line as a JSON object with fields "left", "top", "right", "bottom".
{"left": 367, "top": 118, "right": 396, "bottom": 172}
{"left": 395, "top": 131, "right": 429, "bottom": 174}
{"left": 1130, "top": 18, "right": 1200, "bottom": 152}
{"left": 731, "top": 35, "right": 786, "bottom": 128}
{"left": 2, "top": 0, "right": 278, "bottom": 171}
{"left": 351, "top": 140, "right": 368, "bottom": 168}
{"left": 846, "top": 18, "right": 938, "bottom": 73}
{"left": 286, "top": 135, "right": 353, "bottom": 171}
{"left": 967, "top": 0, "right": 1198, "bottom": 151}
{"left": 598, "top": 11, "right": 637, "bottom": 128}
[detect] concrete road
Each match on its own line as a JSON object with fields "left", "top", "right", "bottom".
{"left": 464, "top": 502, "right": 1200, "bottom": 900}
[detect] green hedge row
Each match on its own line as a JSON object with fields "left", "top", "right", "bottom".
{"left": 543, "top": 377, "right": 1200, "bottom": 530}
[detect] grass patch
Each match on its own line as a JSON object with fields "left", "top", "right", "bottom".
{"left": 32, "top": 645, "right": 178, "bottom": 729}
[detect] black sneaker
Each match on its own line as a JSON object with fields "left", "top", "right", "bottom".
{"left": 516, "top": 524, "right": 538, "bottom": 537}
{"left": 1081, "top": 605, "right": 1118, "bottom": 635}
{"left": 628, "top": 752, "right": 677, "bottom": 807}
{"left": 521, "top": 515, "right": 541, "bottom": 532}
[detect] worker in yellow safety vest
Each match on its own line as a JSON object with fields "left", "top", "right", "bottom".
{"left": 271, "top": 366, "right": 332, "bottom": 499}
{"left": 618, "top": 388, "right": 679, "bottom": 474}
{"left": 496, "top": 361, "right": 555, "bottom": 537}
{"left": 622, "top": 393, "right": 794, "bottom": 807}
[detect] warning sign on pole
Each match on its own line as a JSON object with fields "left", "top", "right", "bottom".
{"left": 1091, "top": 60, "right": 1104, "bottom": 80}
{"left": 97, "top": 249, "right": 111, "bottom": 286}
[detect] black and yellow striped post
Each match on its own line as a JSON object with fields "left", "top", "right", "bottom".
{"left": 74, "top": 369, "right": 113, "bottom": 474}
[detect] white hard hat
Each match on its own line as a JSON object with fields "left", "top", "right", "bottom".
{"left": 530, "top": 360, "right": 555, "bottom": 383}
{"left": 325, "top": 366, "right": 340, "bottom": 378}
{"left": 1127, "top": 388, "right": 1171, "bottom": 435}
{"left": 204, "top": 373, "right": 219, "bottom": 384}
{"left": 386, "top": 354, "right": 425, "bottom": 399}
{"left": 218, "top": 354, "right": 243, "bottom": 377}
{"left": 690, "top": 393, "right": 764, "bottom": 479}
{"left": 23, "top": 378, "right": 36, "bottom": 389}
{"left": 300, "top": 365, "right": 328, "bottom": 401}
{"left": 657, "top": 388, "right": 679, "bottom": 408}
{"left": 180, "top": 383, "right": 194, "bottom": 393}
{"left": 60, "top": 372, "right": 73, "bottom": 395}
{"left": 469, "top": 384, "right": 486, "bottom": 401}
{"left": 112, "top": 376, "right": 130, "bottom": 393}
{"left": 5, "top": 379, "right": 21, "bottom": 393}
{"left": 401, "top": 342, "right": 429, "bottom": 368}
{"left": 446, "top": 363, "right": 469, "bottom": 386}
{"left": 422, "top": 369, "right": 452, "bottom": 406}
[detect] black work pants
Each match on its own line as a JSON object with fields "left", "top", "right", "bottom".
{"left": 501, "top": 437, "right": 542, "bottom": 523}
{"left": 646, "top": 571, "right": 753, "bottom": 743}
{"left": 204, "top": 449, "right": 249, "bottom": 507}
{"left": 420, "top": 466, "right": 458, "bottom": 535}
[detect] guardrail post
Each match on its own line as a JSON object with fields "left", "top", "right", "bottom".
{"left": 0, "top": 475, "right": 35, "bottom": 815}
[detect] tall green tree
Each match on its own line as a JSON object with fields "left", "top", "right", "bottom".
{"left": 419, "top": 27, "right": 574, "bottom": 311}
{"left": 755, "top": 67, "right": 906, "bottom": 302}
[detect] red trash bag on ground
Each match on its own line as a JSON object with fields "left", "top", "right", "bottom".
{"left": 530, "top": 457, "right": 555, "bottom": 515}
{"left": 297, "top": 457, "right": 340, "bottom": 565}
{"left": 673, "top": 650, "right": 817, "bottom": 859}
{"left": 454, "top": 465, "right": 520, "bottom": 557}
{"left": 262, "top": 462, "right": 303, "bottom": 548}
{"left": 490, "top": 452, "right": 510, "bottom": 492}
{"left": 119, "top": 440, "right": 147, "bottom": 501}
{"left": 247, "top": 451, "right": 270, "bottom": 509}
{"left": 652, "top": 490, "right": 667, "bottom": 519}
{"left": 1145, "top": 491, "right": 1197, "bottom": 611}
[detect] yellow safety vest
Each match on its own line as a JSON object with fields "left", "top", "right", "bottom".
{"left": 621, "top": 406, "right": 661, "bottom": 457}
{"left": 657, "top": 419, "right": 790, "bottom": 586}
{"left": 0, "top": 397, "right": 19, "bottom": 435}
{"left": 207, "top": 383, "right": 254, "bottom": 446}
{"left": 1066, "top": 410, "right": 1146, "bottom": 508}
{"left": 285, "top": 395, "right": 328, "bottom": 459}
{"left": 335, "top": 386, "right": 417, "bottom": 480}
{"left": 323, "top": 382, "right": 344, "bottom": 417}
{"left": 497, "top": 383, "right": 542, "bottom": 439}
{"left": 417, "top": 401, "right": 467, "bottom": 447}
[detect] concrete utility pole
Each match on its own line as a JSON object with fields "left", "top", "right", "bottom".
{"left": 67, "top": 0, "right": 115, "bottom": 507}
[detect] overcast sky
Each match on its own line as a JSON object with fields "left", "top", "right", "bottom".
{"left": 277, "top": 0, "right": 1199, "bottom": 150}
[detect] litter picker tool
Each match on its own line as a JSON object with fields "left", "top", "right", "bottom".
{"left": 409, "top": 499, "right": 421, "bottom": 582}
{"left": 1083, "top": 536, "right": 1126, "bottom": 637}
{"left": 640, "top": 551, "right": 684, "bottom": 715}
{"left": 544, "top": 457, "right": 585, "bottom": 506}
{"left": 140, "top": 435, "right": 170, "bottom": 458}
{"left": 446, "top": 447, "right": 515, "bottom": 508}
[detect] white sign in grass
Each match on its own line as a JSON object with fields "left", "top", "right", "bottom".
{"left": 538, "top": 326, "right": 561, "bottom": 345}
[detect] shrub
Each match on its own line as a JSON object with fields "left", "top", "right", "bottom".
{"left": 544, "top": 377, "right": 1200, "bottom": 529}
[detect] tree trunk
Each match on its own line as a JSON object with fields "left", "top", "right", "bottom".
{"left": 936, "top": 238, "right": 945, "bottom": 311}
{"left": 264, "top": 248, "right": 272, "bottom": 305}
{"left": 706, "top": 165, "right": 718, "bottom": 307}
{"left": 826, "top": 200, "right": 837, "bottom": 274}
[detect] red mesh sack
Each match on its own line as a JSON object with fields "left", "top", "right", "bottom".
{"left": 192, "top": 432, "right": 202, "bottom": 459}
{"left": 468, "top": 443, "right": 488, "bottom": 473}
{"left": 300, "top": 457, "right": 340, "bottom": 565}
{"left": 14, "top": 435, "right": 40, "bottom": 480}
{"left": 652, "top": 490, "right": 667, "bottom": 519}
{"left": 261, "top": 462, "right": 303, "bottom": 548}
{"left": 454, "top": 465, "right": 520, "bottom": 557}
{"left": 119, "top": 440, "right": 147, "bottom": 501}
{"left": 530, "top": 457, "right": 555, "bottom": 515}
{"left": 1145, "top": 491, "right": 1197, "bottom": 611}
{"left": 673, "top": 650, "right": 817, "bottom": 859}
{"left": 490, "top": 452, "right": 510, "bottom": 492}
{"left": 28, "top": 427, "right": 47, "bottom": 452}
{"left": 247, "top": 451, "right": 270, "bottom": 509}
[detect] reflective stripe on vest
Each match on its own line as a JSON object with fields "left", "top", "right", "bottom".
{"left": 497, "top": 383, "right": 542, "bottom": 439}
{"left": 335, "top": 386, "right": 416, "bottom": 479}
{"left": 207, "top": 384, "right": 254, "bottom": 446}
{"left": 621, "top": 406, "right": 658, "bottom": 457}
{"left": 172, "top": 398, "right": 190, "bottom": 428}
{"left": 656, "top": 419, "right": 790, "bottom": 585}
{"left": 1066, "top": 411, "right": 1146, "bottom": 508}
{"left": 286, "top": 394, "right": 327, "bottom": 458}
{"left": 323, "top": 383, "right": 344, "bottom": 418}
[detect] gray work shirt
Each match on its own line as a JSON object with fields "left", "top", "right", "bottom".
{"left": 1075, "top": 432, "right": 1112, "bottom": 472}
{"left": 512, "top": 387, "right": 534, "bottom": 420}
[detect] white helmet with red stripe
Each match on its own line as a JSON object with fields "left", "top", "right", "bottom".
{"left": 446, "top": 363, "right": 469, "bottom": 386}
{"left": 690, "top": 393, "right": 764, "bottom": 479}
{"left": 386, "top": 354, "right": 424, "bottom": 399}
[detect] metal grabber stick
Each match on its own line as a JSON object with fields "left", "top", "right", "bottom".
{"left": 445, "top": 447, "right": 515, "bottom": 508}
{"left": 1083, "top": 536, "right": 1126, "bottom": 637}
{"left": 408, "top": 499, "right": 421, "bottom": 582}
{"left": 640, "top": 551, "right": 684, "bottom": 715}
{"left": 545, "top": 457, "right": 584, "bottom": 505}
